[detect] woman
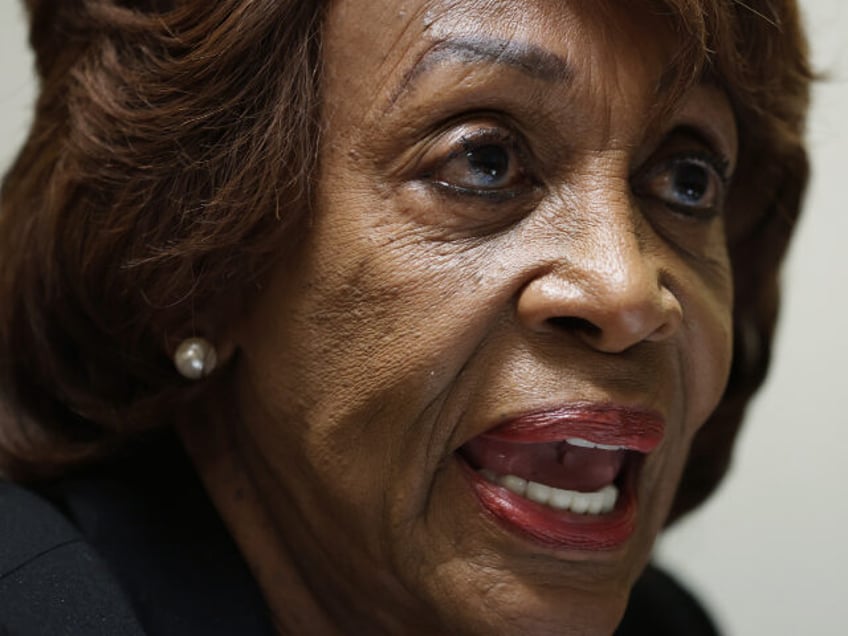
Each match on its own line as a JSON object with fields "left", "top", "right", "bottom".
{"left": 0, "top": 0, "right": 810, "bottom": 634}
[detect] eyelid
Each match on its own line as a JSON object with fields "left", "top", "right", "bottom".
{"left": 664, "top": 125, "right": 734, "bottom": 181}
{"left": 642, "top": 151, "right": 730, "bottom": 187}
{"left": 425, "top": 119, "right": 527, "bottom": 169}
{"left": 440, "top": 125, "right": 522, "bottom": 174}
{"left": 455, "top": 125, "right": 515, "bottom": 149}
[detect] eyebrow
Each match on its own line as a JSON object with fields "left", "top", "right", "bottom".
{"left": 389, "top": 35, "right": 573, "bottom": 106}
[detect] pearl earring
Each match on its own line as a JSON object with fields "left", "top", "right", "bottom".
{"left": 174, "top": 337, "right": 218, "bottom": 380}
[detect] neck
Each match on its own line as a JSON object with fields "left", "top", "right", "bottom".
{"left": 178, "top": 412, "right": 438, "bottom": 635}
{"left": 178, "top": 414, "right": 344, "bottom": 635}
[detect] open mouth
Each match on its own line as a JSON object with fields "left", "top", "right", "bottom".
{"left": 465, "top": 436, "right": 632, "bottom": 515}
{"left": 456, "top": 404, "right": 664, "bottom": 552}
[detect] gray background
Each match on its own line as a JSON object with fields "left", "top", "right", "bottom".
{"left": 1, "top": 2, "right": 845, "bottom": 634}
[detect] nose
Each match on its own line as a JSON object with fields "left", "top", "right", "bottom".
{"left": 516, "top": 218, "right": 683, "bottom": 354}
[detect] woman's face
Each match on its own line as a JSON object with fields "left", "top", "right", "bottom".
{"left": 231, "top": 0, "right": 736, "bottom": 633}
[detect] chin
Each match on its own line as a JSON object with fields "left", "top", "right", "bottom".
{"left": 418, "top": 558, "right": 634, "bottom": 636}
{"left": 397, "top": 441, "right": 681, "bottom": 636}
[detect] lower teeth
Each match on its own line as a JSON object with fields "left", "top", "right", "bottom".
{"left": 479, "top": 469, "right": 618, "bottom": 515}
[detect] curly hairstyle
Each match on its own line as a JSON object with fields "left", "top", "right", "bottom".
{"left": 0, "top": 0, "right": 811, "bottom": 522}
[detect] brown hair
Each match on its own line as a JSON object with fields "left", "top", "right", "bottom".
{"left": 0, "top": 0, "right": 811, "bottom": 521}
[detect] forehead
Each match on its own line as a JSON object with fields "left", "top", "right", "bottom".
{"left": 322, "top": 0, "right": 682, "bottom": 135}
{"left": 325, "top": 0, "right": 674, "bottom": 54}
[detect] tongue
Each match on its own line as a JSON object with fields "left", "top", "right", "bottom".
{"left": 462, "top": 436, "right": 626, "bottom": 493}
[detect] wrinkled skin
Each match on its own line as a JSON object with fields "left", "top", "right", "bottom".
{"left": 181, "top": 1, "right": 737, "bottom": 634}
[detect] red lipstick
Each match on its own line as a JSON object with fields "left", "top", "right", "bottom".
{"left": 460, "top": 404, "right": 664, "bottom": 552}
{"left": 483, "top": 403, "right": 665, "bottom": 452}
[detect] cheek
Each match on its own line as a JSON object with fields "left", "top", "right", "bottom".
{"left": 235, "top": 203, "right": 497, "bottom": 485}
{"left": 232, "top": 212, "right": 520, "bottom": 570}
{"left": 680, "top": 256, "right": 734, "bottom": 434}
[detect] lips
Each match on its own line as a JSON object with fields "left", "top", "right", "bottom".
{"left": 457, "top": 404, "right": 664, "bottom": 552}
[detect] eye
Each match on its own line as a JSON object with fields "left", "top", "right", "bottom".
{"left": 635, "top": 153, "right": 729, "bottom": 219}
{"left": 423, "top": 124, "right": 534, "bottom": 199}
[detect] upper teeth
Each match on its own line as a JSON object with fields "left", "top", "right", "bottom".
{"left": 479, "top": 469, "right": 618, "bottom": 515}
{"left": 565, "top": 437, "right": 625, "bottom": 452}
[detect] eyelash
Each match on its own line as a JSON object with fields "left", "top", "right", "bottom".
{"left": 633, "top": 151, "right": 731, "bottom": 220}
{"left": 421, "top": 125, "right": 537, "bottom": 202}
{"left": 418, "top": 121, "right": 732, "bottom": 222}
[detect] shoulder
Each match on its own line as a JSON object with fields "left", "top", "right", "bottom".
{"left": 0, "top": 480, "right": 80, "bottom": 575}
{"left": 0, "top": 481, "right": 145, "bottom": 636}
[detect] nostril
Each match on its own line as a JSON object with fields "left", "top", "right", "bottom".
{"left": 547, "top": 316, "right": 601, "bottom": 339}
